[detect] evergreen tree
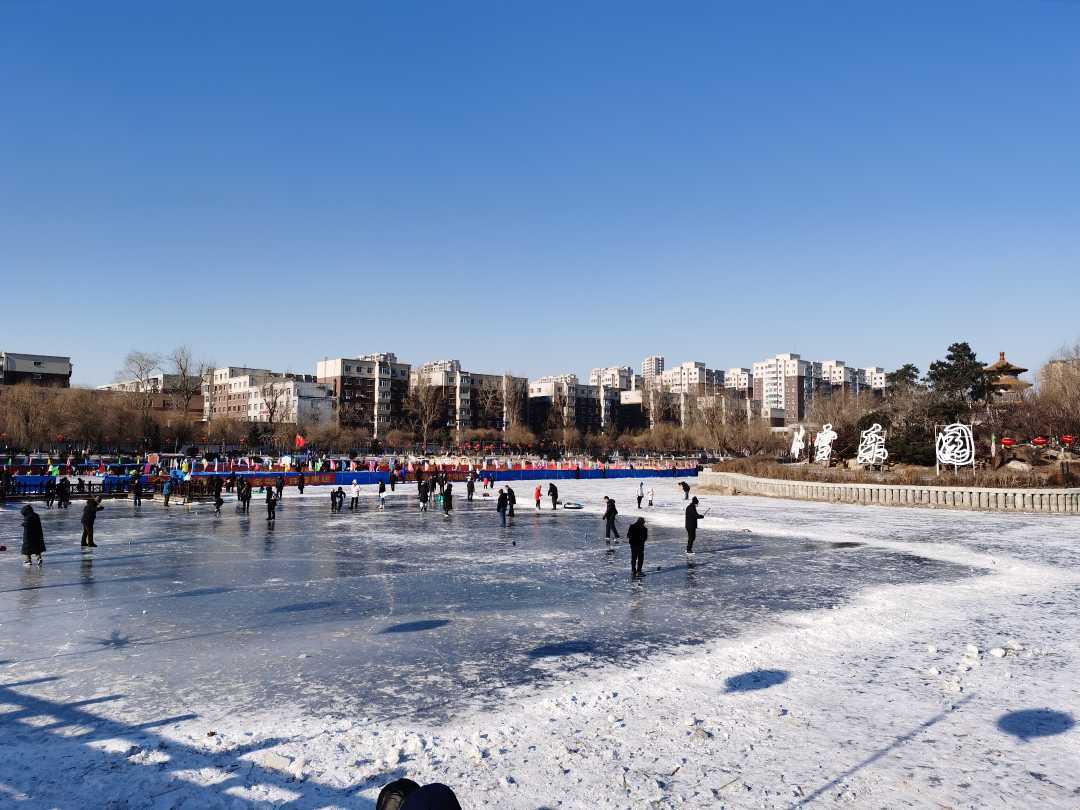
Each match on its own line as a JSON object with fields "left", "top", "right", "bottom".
{"left": 885, "top": 363, "right": 921, "bottom": 389}
{"left": 926, "top": 342, "right": 988, "bottom": 402}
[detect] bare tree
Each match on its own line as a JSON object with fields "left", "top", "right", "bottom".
{"left": 407, "top": 377, "right": 447, "bottom": 450}
{"left": 502, "top": 372, "right": 526, "bottom": 428}
{"left": 259, "top": 378, "right": 290, "bottom": 425}
{"left": 169, "top": 345, "right": 208, "bottom": 416}
{"left": 119, "top": 350, "right": 162, "bottom": 440}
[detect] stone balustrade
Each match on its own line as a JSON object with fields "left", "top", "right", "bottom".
{"left": 699, "top": 470, "right": 1080, "bottom": 514}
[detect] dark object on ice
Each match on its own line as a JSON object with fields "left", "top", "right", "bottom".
{"left": 627, "top": 517, "right": 647, "bottom": 576}
{"left": 685, "top": 498, "right": 704, "bottom": 553}
{"left": 81, "top": 498, "right": 103, "bottom": 546}
{"left": 528, "top": 639, "right": 595, "bottom": 658}
{"left": 21, "top": 505, "right": 45, "bottom": 558}
{"left": 997, "top": 709, "right": 1075, "bottom": 742}
{"left": 680, "top": 481, "right": 690, "bottom": 499}
{"left": 402, "top": 783, "right": 462, "bottom": 810}
{"left": 377, "top": 778, "right": 421, "bottom": 810}
{"left": 381, "top": 619, "right": 451, "bottom": 634}
{"left": 548, "top": 482, "right": 559, "bottom": 509}
{"left": 603, "top": 498, "right": 619, "bottom": 539}
{"left": 724, "top": 669, "right": 789, "bottom": 693}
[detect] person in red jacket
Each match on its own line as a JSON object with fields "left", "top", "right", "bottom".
{"left": 534, "top": 484, "right": 542, "bottom": 510}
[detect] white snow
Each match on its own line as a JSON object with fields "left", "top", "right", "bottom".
{"left": 1, "top": 478, "right": 1079, "bottom": 807}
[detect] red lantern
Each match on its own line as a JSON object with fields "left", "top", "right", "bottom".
{"left": 1000, "top": 437, "right": 1016, "bottom": 447}
{"left": 1032, "top": 436, "right": 1049, "bottom": 447}
{"left": 1062, "top": 435, "right": 1076, "bottom": 447}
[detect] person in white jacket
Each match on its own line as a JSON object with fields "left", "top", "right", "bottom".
{"left": 349, "top": 480, "right": 360, "bottom": 511}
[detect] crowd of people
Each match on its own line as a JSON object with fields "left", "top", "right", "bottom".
{"left": 16, "top": 470, "right": 706, "bottom": 577}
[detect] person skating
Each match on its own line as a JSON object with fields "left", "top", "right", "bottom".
{"left": 603, "top": 497, "right": 620, "bottom": 540}
{"left": 378, "top": 480, "right": 387, "bottom": 510}
{"left": 466, "top": 477, "right": 475, "bottom": 502}
{"left": 679, "top": 481, "right": 690, "bottom": 501}
{"left": 418, "top": 481, "right": 429, "bottom": 512}
{"left": 297, "top": 473, "right": 305, "bottom": 495}
{"left": 276, "top": 476, "right": 285, "bottom": 500}
{"left": 627, "top": 516, "right": 647, "bottom": 576}
{"left": 213, "top": 491, "right": 225, "bottom": 515}
{"left": 442, "top": 481, "right": 453, "bottom": 516}
{"left": 534, "top": 484, "right": 542, "bottom": 510}
{"left": 389, "top": 471, "right": 397, "bottom": 492}
{"left": 506, "top": 486, "right": 516, "bottom": 517}
{"left": 58, "top": 476, "right": 71, "bottom": 508}
{"left": 240, "top": 479, "right": 252, "bottom": 513}
{"left": 132, "top": 477, "right": 143, "bottom": 508}
{"left": 548, "top": 482, "right": 558, "bottom": 510}
{"left": 685, "top": 496, "right": 704, "bottom": 554}
{"left": 496, "top": 487, "right": 508, "bottom": 526}
{"left": 266, "top": 487, "right": 278, "bottom": 521}
{"left": 636, "top": 482, "right": 645, "bottom": 509}
{"left": 44, "top": 478, "right": 56, "bottom": 508}
{"left": 81, "top": 497, "right": 103, "bottom": 547}
{"left": 162, "top": 478, "right": 172, "bottom": 507}
{"left": 350, "top": 480, "right": 360, "bottom": 511}
{"left": 20, "top": 504, "right": 45, "bottom": 565}
{"left": 647, "top": 486, "right": 654, "bottom": 508}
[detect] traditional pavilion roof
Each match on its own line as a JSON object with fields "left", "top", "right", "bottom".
{"left": 984, "top": 351, "right": 1028, "bottom": 376}
{"left": 985, "top": 352, "right": 1031, "bottom": 393}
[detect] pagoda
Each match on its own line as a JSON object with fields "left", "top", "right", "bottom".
{"left": 984, "top": 352, "right": 1031, "bottom": 402}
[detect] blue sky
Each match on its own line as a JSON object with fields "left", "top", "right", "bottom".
{"left": 2, "top": 1, "right": 1078, "bottom": 386}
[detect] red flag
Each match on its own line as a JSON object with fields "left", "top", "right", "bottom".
{"left": 295, "top": 433, "right": 306, "bottom": 449}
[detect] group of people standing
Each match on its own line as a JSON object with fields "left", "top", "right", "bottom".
{"left": 19, "top": 496, "right": 105, "bottom": 565}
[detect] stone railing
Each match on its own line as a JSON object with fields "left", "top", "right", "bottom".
{"left": 699, "top": 470, "right": 1080, "bottom": 514}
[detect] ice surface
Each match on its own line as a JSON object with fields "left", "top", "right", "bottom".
{"left": 0, "top": 481, "right": 977, "bottom": 724}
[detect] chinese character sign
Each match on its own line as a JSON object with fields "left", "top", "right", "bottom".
{"left": 856, "top": 423, "right": 888, "bottom": 466}
{"left": 936, "top": 423, "right": 975, "bottom": 469}
{"left": 790, "top": 425, "right": 806, "bottom": 460}
{"left": 814, "top": 423, "right": 838, "bottom": 464}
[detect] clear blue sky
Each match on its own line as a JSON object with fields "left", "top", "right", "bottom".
{"left": 2, "top": 1, "right": 1078, "bottom": 386}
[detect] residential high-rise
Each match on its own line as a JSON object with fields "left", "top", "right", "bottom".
{"left": 861, "top": 367, "right": 888, "bottom": 391}
{"left": 316, "top": 353, "right": 411, "bottom": 438}
{"left": 725, "top": 368, "right": 753, "bottom": 397}
{"left": 751, "top": 353, "right": 823, "bottom": 424}
{"left": 588, "top": 366, "right": 635, "bottom": 391}
{"left": 660, "top": 361, "right": 725, "bottom": 396}
{"left": 641, "top": 355, "right": 665, "bottom": 386}
{"left": 528, "top": 374, "right": 619, "bottom": 433}
{"left": 410, "top": 360, "right": 527, "bottom": 432}
{"left": 203, "top": 367, "right": 334, "bottom": 426}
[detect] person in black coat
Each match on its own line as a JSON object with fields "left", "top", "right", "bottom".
{"left": 442, "top": 481, "right": 453, "bottom": 516}
{"left": 81, "top": 497, "right": 103, "bottom": 547}
{"left": 603, "top": 497, "right": 620, "bottom": 540}
{"left": 679, "top": 481, "right": 691, "bottom": 500}
{"left": 297, "top": 473, "right": 305, "bottom": 494}
{"left": 275, "top": 476, "right": 285, "bottom": 500}
{"left": 496, "top": 488, "right": 508, "bottom": 526}
{"left": 132, "top": 477, "right": 143, "bottom": 508}
{"left": 21, "top": 504, "right": 45, "bottom": 565}
{"left": 44, "top": 478, "right": 56, "bottom": 508}
{"left": 418, "top": 481, "right": 429, "bottom": 512}
{"left": 466, "top": 477, "right": 475, "bottom": 501}
{"left": 627, "top": 517, "right": 647, "bottom": 576}
{"left": 685, "top": 496, "right": 705, "bottom": 554}
{"left": 266, "top": 487, "right": 278, "bottom": 521}
{"left": 58, "top": 476, "right": 71, "bottom": 508}
{"left": 548, "top": 483, "right": 559, "bottom": 510}
{"left": 506, "top": 485, "right": 516, "bottom": 517}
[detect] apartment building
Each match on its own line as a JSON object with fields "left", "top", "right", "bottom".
{"left": 641, "top": 355, "right": 665, "bottom": 387}
{"left": 528, "top": 374, "right": 619, "bottom": 434}
{"left": 411, "top": 360, "right": 527, "bottom": 432}
{"left": 316, "top": 353, "right": 410, "bottom": 438}
{"left": 0, "top": 352, "right": 72, "bottom": 387}
{"left": 588, "top": 366, "right": 635, "bottom": 391}
{"left": 751, "top": 353, "right": 823, "bottom": 424}
{"left": 660, "top": 361, "right": 725, "bottom": 396}
{"left": 725, "top": 368, "right": 753, "bottom": 398}
{"left": 862, "top": 367, "right": 888, "bottom": 391}
{"left": 98, "top": 373, "right": 204, "bottom": 418}
{"left": 202, "top": 367, "right": 333, "bottom": 426}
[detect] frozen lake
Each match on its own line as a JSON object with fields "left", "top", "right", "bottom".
{"left": 0, "top": 480, "right": 979, "bottom": 724}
